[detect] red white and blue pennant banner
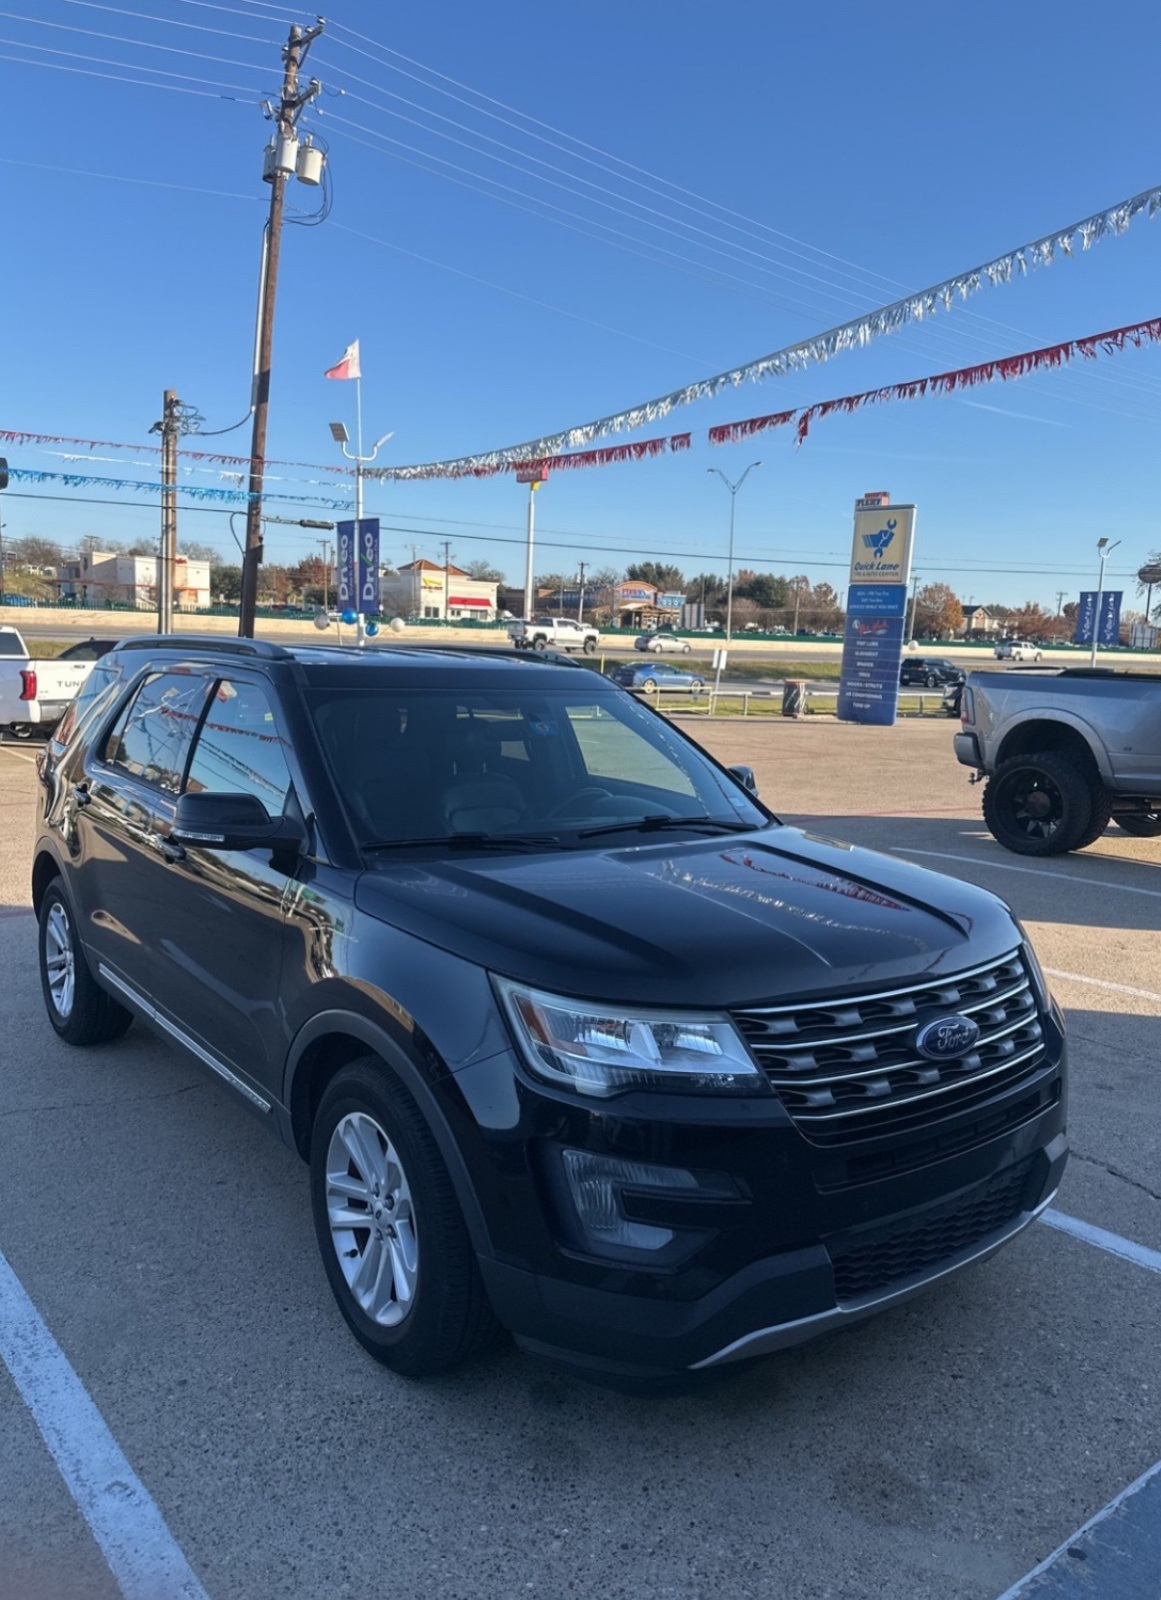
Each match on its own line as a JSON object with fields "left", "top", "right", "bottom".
{"left": 708, "top": 316, "right": 1161, "bottom": 446}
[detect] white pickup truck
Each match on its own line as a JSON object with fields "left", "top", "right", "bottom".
{"left": 507, "top": 615, "right": 599, "bottom": 653}
{"left": 0, "top": 626, "right": 98, "bottom": 739}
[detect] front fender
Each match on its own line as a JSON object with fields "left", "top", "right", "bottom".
{"left": 282, "top": 1008, "right": 497, "bottom": 1258}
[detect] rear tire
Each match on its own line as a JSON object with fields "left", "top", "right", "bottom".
{"left": 532, "top": 636, "right": 547, "bottom": 651}
{"left": 1074, "top": 783, "right": 1115, "bottom": 849}
{"left": 1115, "top": 810, "right": 1161, "bottom": 837}
{"left": 582, "top": 638, "right": 596, "bottom": 655}
{"left": 982, "top": 751, "right": 1093, "bottom": 856}
{"left": 37, "top": 878, "right": 133, "bottom": 1046}
{"left": 641, "top": 678, "right": 658, "bottom": 694}
{"left": 310, "top": 1057, "right": 500, "bottom": 1377}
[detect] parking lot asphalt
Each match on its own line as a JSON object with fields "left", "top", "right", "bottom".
{"left": 1, "top": 719, "right": 1159, "bottom": 1600}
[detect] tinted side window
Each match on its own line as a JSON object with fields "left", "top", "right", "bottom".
{"left": 104, "top": 672, "right": 210, "bottom": 792}
{"left": 52, "top": 658, "right": 125, "bottom": 754}
{"left": 185, "top": 679, "right": 293, "bottom": 815}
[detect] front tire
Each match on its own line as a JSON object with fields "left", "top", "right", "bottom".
{"left": 310, "top": 1058, "right": 499, "bottom": 1377}
{"left": 982, "top": 752, "right": 1093, "bottom": 856}
{"left": 37, "top": 878, "right": 132, "bottom": 1046}
{"left": 582, "top": 638, "right": 596, "bottom": 654}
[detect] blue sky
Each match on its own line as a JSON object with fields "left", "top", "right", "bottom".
{"left": 3, "top": 0, "right": 1160, "bottom": 607}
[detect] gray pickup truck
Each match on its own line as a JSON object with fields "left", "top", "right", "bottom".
{"left": 954, "top": 668, "right": 1161, "bottom": 855}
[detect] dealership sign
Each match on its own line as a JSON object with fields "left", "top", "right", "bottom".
{"left": 838, "top": 501, "right": 917, "bottom": 727}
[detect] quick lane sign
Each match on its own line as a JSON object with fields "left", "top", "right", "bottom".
{"left": 838, "top": 501, "right": 916, "bottom": 728}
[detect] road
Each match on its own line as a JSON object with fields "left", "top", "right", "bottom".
{"left": 1, "top": 721, "right": 1160, "bottom": 1599}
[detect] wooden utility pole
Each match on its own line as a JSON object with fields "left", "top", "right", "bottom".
{"left": 238, "top": 19, "right": 323, "bottom": 639}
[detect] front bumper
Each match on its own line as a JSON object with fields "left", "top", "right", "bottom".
{"left": 477, "top": 1131, "right": 1068, "bottom": 1378}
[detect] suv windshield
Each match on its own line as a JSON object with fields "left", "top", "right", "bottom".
{"left": 308, "top": 684, "right": 767, "bottom": 848}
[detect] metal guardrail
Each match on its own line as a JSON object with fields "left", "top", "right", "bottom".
{"left": 646, "top": 687, "right": 954, "bottom": 718}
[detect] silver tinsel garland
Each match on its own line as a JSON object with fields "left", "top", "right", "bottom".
{"left": 365, "top": 181, "right": 1161, "bottom": 483}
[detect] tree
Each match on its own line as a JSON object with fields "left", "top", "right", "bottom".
{"left": 626, "top": 561, "right": 684, "bottom": 592}
{"left": 734, "top": 570, "right": 788, "bottom": 611}
{"left": 11, "top": 535, "right": 65, "bottom": 567}
{"left": 178, "top": 541, "right": 219, "bottom": 563}
{"left": 912, "top": 583, "right": 963, "bottom": 640}
{"left": 466, "top": 559, "right": 505, "bottom": 582}
{"left": 808, "top": 581, "right": 844, "bottom": 631}
{"left": 1008, "top": 601, "right": 1055, "bottom": 638}
{"left": 213, "top": 564, "right": 243, "bottom": 602}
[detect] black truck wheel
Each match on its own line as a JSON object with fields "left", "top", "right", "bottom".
{"left": 982, "top": 751, "right": 1093, "bottom": 856}
{"left": 1115, "top": 810, "right": 1161, "bottom": 837}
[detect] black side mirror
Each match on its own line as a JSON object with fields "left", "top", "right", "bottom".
{"left": 729, "top": 764, "right": 758, "bottom": 796}
{"left": 172, "top": 791, "right": 305, "bottom": 854}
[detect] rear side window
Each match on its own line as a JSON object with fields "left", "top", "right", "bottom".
{"left": 185, "top": 679, "right": 293, "bottom": 815}
{"left": 103, "top": 672, "right": 211, "bottom": 793}
{"left": 0, "top": 633, "right": 24, "bottom": 657}
{"left": 52, "top": 658, "right": 125, "bottom": 754}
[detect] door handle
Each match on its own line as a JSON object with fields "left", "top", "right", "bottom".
{"left": 70, "top": 784, "right": 91, "bottom": 808}
{"left": 158, "top": 837, "right": 186, "bottom": 864}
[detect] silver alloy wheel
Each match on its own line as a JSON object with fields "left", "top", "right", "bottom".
{"left": 325, "top": 1111, "right": 418, "bottom": 1326}
{"left": 44, "top": 901, "right": 76, "bottom": 1018}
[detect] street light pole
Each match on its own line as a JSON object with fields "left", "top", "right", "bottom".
{"left": 707, "top": 462, "right": 761, "bottom": 641}
{"left": 1091, "top": 536, "right": 1122, "bottom": 667}
{"left": 328, "top": 405, "right": 393, "bottom": 647}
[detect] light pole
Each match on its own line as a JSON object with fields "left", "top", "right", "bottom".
{"left": 707, "top": 462, "right": 761, "bottom": 641}
{"left": 1091, "top": 536, "right": 1121, "bottom": 666}
{"left": 517, "top": 468, "right": 546, "bottom": 621}
{"left": 328, "top": 412, "right": 392, "bottom": 646}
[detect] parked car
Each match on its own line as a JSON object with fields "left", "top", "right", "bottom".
{"left": 33, "top": 636, "right": 1066, "bottom": 1383}
{"left": 994, "top": 640, "right": 1043, "bottom": 662}
{"left": 634, "top": 630, "right": 691, "bottom": 654}
{"left": 899, "top": 657, "right": 965, "bottom": 689}
{"left": 955, "top": 666, "right": 1161, "bottom": 853}
{"left": 610, "top": 661, "right": 706, "bottom": 695}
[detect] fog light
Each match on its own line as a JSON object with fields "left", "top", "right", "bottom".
{"left": 561, "top": 1150, "right": 700, "bottom": 1252}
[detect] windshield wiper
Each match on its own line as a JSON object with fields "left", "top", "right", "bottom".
{"left": 579, "top": 814, "right": 756, "bottom": 840}
{"left": 361, "top": 832, "right": 566, "bottom": 853}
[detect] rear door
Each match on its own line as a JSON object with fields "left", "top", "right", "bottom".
{"left": 71, "top": 669, "right": 213, "bottom": 997}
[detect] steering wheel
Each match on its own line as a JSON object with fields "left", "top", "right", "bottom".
{"left": 546, "top": 786, "right": 614, "bottom": 819}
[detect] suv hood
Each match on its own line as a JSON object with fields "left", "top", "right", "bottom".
{"left": 355, "top": 826, "right": 1020, "bottom": 1008}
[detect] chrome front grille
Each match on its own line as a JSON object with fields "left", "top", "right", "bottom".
{"left": 733, "top": 952, "right": 1049, "bottom": 1139}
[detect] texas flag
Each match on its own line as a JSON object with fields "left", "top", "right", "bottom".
{"left": 324, "top": 340, "right": 361, "bottom": 380}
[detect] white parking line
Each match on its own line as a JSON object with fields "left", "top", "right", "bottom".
{"left": 1042, "top": 968, "right": 1161, "bottom": 1005}
{"left": 0, "top": 1246, "right": 209, "bottom": 1600}
{"left": 896, "top": 847, "right": 1161, "bottom": 901}
{"left": 1041, "top": 1210, "right": 1161, "bottom": 1277}
{"left": 0, "top": 744, "right": 38, "bottom": 765}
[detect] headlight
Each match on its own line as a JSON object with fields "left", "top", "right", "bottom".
{"left": 494, "top": 977, "right": 766, "bottom": 1098}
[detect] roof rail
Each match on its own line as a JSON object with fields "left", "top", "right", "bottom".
{"left": 115, "top": 634, "right": 294, "bottom": 661}
{"left": 382, "top": 643, "right": 585, "bottom": 668}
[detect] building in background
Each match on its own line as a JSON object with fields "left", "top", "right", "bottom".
{"left": 960, "top": 604, "right": 998, "bottom": 638}
{"left": 379, "top": 559, "right": 499, "bottom": 621}
{"left": 57, "top": 551, "right": 211, "bottom": 609}
{"left": 613, "top": 580, "right": 687, "bottom": 629}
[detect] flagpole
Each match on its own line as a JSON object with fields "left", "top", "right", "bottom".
{"left": 355, "top": 370, "right": 365, "bottom": 647}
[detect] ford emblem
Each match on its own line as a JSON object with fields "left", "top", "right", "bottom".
{"left": 915, "top": 1013, "right": 980, "bottom": 1060}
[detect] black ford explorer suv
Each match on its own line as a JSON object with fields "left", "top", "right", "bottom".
{"left": 33, "top": 638, "right": 1067, "bottom": 1383}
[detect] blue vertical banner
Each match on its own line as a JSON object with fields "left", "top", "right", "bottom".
{"left": 1099, "top": 590, "right": 1122, "bottom": 646}
{"left": 336, "top": 520, "right": 356, "bottom": 611}
{"left": 1074, "top": 591, "right": 1097, "bottom": 645}
{"left": 837, "top": 584, "right": 910, "bottom": 725}
{"left": 358, "top": 518, "right": 380, "bottom": 614}
{"left": 837, "top": 500, "right": 916, "bottom": 726}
